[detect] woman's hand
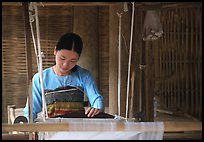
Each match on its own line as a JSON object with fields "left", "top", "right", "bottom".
{"left": 85, "top": 107, "right": 102, "bottom": 117}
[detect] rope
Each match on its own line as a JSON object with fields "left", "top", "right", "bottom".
{"left": 29, "top": 2, "right": 48, "bottom": 122}
{"left": 125, "top": 2, "right": 135, "bottom": 119}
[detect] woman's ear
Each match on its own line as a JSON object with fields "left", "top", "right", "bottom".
{"left": 54, "top": 47, "right": 57, "bottom": 55}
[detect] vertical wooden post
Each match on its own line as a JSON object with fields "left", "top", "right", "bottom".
{"left": 22, "top": 2, "right": 33, "bottom": 140}
{"left": 23, "top": 3, "right": 32, "bottom": 81}
{"left": 139, "top": 41, "right": 146, "bottom": 120}
{"left": 109, "top": 5, "right": 120, "bottom": 115}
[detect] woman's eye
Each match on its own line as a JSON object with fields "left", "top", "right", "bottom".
{"left": 71, "top": 60, "right": 77, "bottom": 63}
{"left": 60, "top": 57, "right": 65, "bottom": 60}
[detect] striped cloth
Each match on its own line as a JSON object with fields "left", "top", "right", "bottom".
{"left": 45, "top": 86, "right": 85, "bottom": 118}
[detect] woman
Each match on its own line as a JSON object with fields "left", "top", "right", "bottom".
{"left": 23, "top": 32, "right": 104, "bottom": 121}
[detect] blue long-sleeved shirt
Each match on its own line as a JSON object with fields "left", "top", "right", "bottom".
{"left": 23, "top": 65, "right": 104, "bottom": 121}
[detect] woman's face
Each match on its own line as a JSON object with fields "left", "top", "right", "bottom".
{"left": 54, "top": 49, "right": 79, "bottom": 75}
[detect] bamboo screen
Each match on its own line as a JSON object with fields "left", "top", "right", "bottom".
{"left": 152, "top": 7, "right": 202, "bottom": 120}
{"left": 2, "top": 5, "right": 73, "bottom": 123}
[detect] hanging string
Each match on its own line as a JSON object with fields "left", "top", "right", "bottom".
{"left": 29, "top": 2, "right": 48, "bottom": 122}
{"left": 117, "top": 12, "right": 122, "bottom": 117}
{"left": 125, "top": 2, "right": 135, "bottom": 119}
{"left": 29, "top": 3, "right": 39, "bottom": 68}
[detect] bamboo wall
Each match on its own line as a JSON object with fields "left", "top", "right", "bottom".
{"left": 157, "top": 7, "right": 202, "bottom": 120}
{"left": 131, "top": 6, "right": 202, "bottom": 121}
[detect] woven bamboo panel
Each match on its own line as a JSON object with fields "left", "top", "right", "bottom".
{"left": 152, "top": 7, "right": 202, "bottom": 120}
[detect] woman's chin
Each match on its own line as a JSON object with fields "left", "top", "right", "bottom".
{"left": 60, "top": 69, "right": 71, "bottom": 74}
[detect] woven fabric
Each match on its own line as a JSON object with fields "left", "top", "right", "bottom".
{"left": 45, "top": 86, "right": 85, "bottom": 118}
{"left": 47, "top": 102, "right": 84, "bottom": 118}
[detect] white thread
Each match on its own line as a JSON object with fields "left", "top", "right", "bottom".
{"left": 126, "top": 2, "right": 135, "bottom": 119}
{"left": 117, "top": 12, "right": 122, "bottom": 116}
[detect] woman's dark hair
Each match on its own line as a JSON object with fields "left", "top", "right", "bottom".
{"left": 56, "top": 32, "right": 83, "bottom": 56}
{"left": 55, "top": 32, "right": 83, "bottom": 72}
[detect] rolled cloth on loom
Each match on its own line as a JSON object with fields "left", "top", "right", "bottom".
{"left": 37, "top": 118, "right": 164, "bottom": 140}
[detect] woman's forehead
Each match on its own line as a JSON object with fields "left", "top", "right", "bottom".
{"left": 57, "top": 49, "right": 79, "bottom": 58}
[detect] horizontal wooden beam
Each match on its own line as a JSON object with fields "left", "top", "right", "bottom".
{"left": 2, "top": 2, "right": 122, "bottom": 6}
{"left": 2, "top": 133, "right": 29, "bottom": 140}
{"left": 2, "top": 121, "right": 202, "bottom": 133}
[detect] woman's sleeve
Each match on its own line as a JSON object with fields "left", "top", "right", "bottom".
{"left": 83, "top": 71, "right": 104, "bottom": 110}
{"left": 23, "top": 73, "right": 42, "bottom": 121}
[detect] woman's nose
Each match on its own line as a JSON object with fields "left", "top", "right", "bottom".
{"left": 63, "top": 61, "right": 70, "bottom": 67}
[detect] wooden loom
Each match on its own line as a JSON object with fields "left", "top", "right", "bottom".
{"left": 2, "top": 2, "right": 202, "bottom": 140}
{"left": 2, "top": 119, "right": 202, "bottom": 140}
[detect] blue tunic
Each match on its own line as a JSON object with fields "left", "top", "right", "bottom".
{"left": 23, "top": 65, "right": 104, "bottom": 120}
